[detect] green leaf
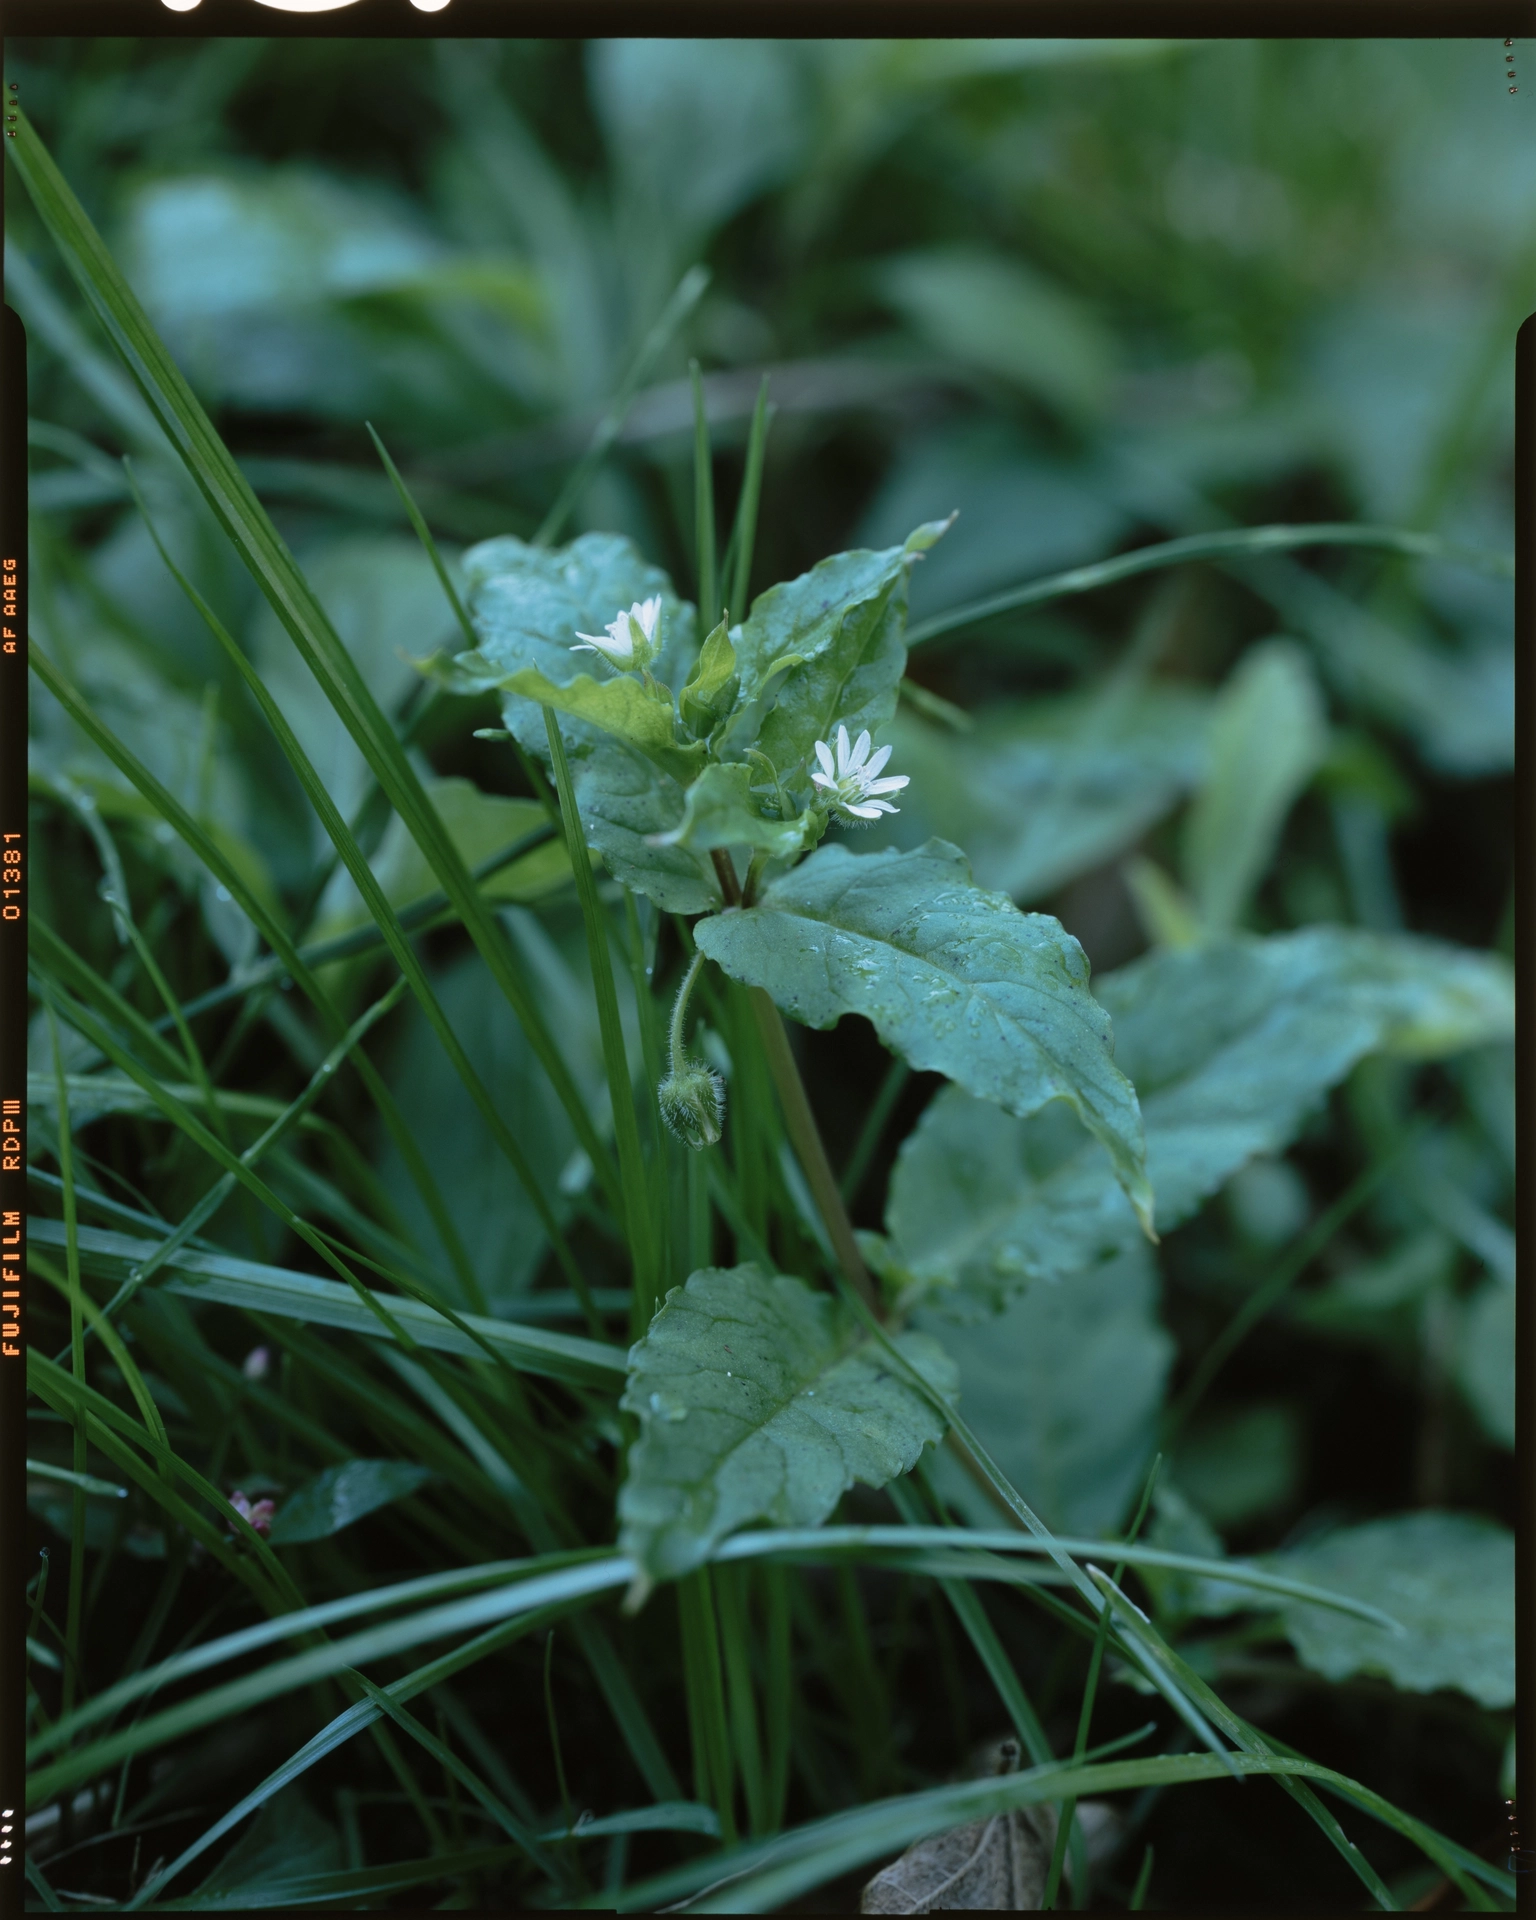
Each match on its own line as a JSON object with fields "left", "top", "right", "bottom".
{"left": 266, "top": 1460, "right": 436, "bottom": 1545}
{"left": 458, "top": 530, "right": 719, "bottom": 911}
{"left": 860, "top": 687, "right": 1212, "bottom": 904}
{"left": 650, "top": 761, "right": 811, "bottom": 859}
{"left": 1265, "top": 1512, "right": 1514, "bottom": 1708}
{"left": 918, "top": 1243, "right": 1173, "bottom": 1537}
{"left": 617, "top": 1264, "right": 956, "bottom": 1586}
{"left": 877, "top": 249, "right": 1117, "bottom": 419}
{"left": 312, "top": 778, "right": 570, "bottom": 941}
{"left": 679, "top": 617, "right": 739, "bottom": 737}
{"left": 885, "top": 927, "right": 1516, "bottom": 1310}
{"left": 1181, "top": 639, "right": 1328, "bottom": 931}
{"left": 695, "top": 839, "right": 1154, "bottom": 1237}
{"left": 496, "top": 664, "right": 706, "bottom": 788}
{"left": 734, "top": 521, "right": 951, "bottom": 785}
{"left": 193, "top": 1788, "right": 341, "bottom": 1902}
{"left": 1454, "top": 1280, "right": 1515, "bottom": 1449}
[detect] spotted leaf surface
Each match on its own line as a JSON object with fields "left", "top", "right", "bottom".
{"left": 618, "top": 1264, "right": 956, "bottom": 1586}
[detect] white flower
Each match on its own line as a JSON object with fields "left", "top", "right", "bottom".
{"left": 572, "top": 595, "right": 662, "bottom": 670}
{"left": 810, "top": 724, "right": 909, "bottom": 824}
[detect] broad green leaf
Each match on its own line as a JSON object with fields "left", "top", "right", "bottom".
{"left": 860, "top": 688, "right": 1212, "bottom": 904}
{"left": 1181, "top": 639, "right": 1327, "bottom": 931}
{"left": 311, "top": 778, "right": 571, "bottom": 942}
{"left": 733, "top": 521, "right": 950, "bottom": 785}
{"left": 458, "top": 530, "right": 719, "bottom": 910}
{"left": 1454, "top": 1280, "right": 1514, "bottom": 1449}
{"left": 679, "top": 618, "right": 739, "bottom": 737}
{"left": 617, "top": 1264, "right": 957, "bottom": 1586}
{"left": 267, "top": 1460, "right": 436, "bottom": 1544}
{"left": 885, "top": 927, "right": 1515, "bottom": 1310}
{"left": 1265, "top": 1512, "right": 1514, "bottom": 1708}
{"left": 650, "top": 761, "right": 811, "bottom": 859}
{"left": 877, "top": 249, "right": 1117, "bottom": 419}
{"left": 918, "top": 1243, "right": 1172, "bottom": 1538}
{"left": 695, "top": 839, "right": 1154, "bottom": 1236}
{"left": 1171, "top": 1402, "right": 1305, "bottom": 1531}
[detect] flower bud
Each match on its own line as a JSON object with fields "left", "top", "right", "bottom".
{"left": 658, "top": 1062, "right": 725, "bottom": 1150}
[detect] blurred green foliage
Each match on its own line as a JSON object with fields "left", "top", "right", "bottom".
{"left": 14, "top": 34, "right": 1522, "bottom": 1913}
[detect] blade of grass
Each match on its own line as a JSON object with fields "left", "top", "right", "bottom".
{"left": 27, "top": 1217, "right": 625, "bottom": 1389}
{"left": 542, "top": 707, "right": 658, "bottom": 1339}
{"left": 903, "top": 523, "right": 1514, "bottom": 649}
{"left": 10, "top": 116, "right": 617, "bottom": 1212}
{"left": 837, "top": 1056, "right": 909, "bottom": 1208}
{"left": 29, "top": 1549, "right": 636, "bottom": 1807}
{"left": 535, "top": 264, "right": 710, "bottom": 548}
{"left": 83, "top": 977, "right": 409, "bottom": 1345}
{"left": 28, "top": 641, "right": 496, "bottom": 1309}
{"left": 46, "top": 1007, "right": 89, "bottom": 1721}
{"left": 722, "top": 376, "right": 773, "bottom": 621}
{"left": 1041, "top": 1455, "right": 1162, "bottom": 1911}
{"left": 761, "top": 1563, "right": 792, "bottom": 1833}
{"left": 119, "top": 467, "right": 591, "bottom": 1312}
{"left": 713, "top": 1563, "right": 768, "bottom": 1837}
{"left": 678, "top": 1569, "right": 738, "bottom": 1848}
{"left": 690, "top": 358, "right": 718, "bottom": 626}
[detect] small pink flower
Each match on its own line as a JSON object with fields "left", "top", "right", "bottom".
{"left": 241, "top": 1346, "right": 271, "bottom": 1381}
{"left": 228, "top": 1490, "right": 276, "bottom": 1536}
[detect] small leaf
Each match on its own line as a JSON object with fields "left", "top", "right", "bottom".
{"left": 860, "top": 1806, "right": 1057, "bottom": 1911}
{"left": 650, "top": 761, "right": 811, "bottom": 859}
{"left": 679, "top": 617, "right": 739, "bottom": 737}
{"left": 695, "top": 839, "right": 1154, "bottom": 1237}
{"left": 495, "top": 663, "right": 707, "bottom": 788}
{"left": 266, "top": 1459, "right": 436, "bottom": 1544}
{"left": 618, "top": 1264, "right": 956, "bottom": 1587}
{"left": 1265, "top": 1512, "right": 1513, "bottom": 1709}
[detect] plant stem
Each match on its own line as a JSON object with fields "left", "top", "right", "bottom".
{"left": 746, "top": 988, "right": 880, "bottom": 1314}
{"left": 669, "top": 950, "right": 707, "bottom": 1079}
{"left": 725, "top": 375, "right": 773, "bottom": 620}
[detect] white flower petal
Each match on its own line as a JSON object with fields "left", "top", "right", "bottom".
{"left": 814, "top": 740, "right": 837, "bottom": 780}
{"left": 810, "top": 771, "right": 837, "bottom": 791}
{"left": 864, "top": 743, "right": 893, "bottom": 778}
{"left": 865, "top": 774, "right": 909, "bottom": 796}
{"left": 848, "top": 729, "right": 873, "bottom": 772}
{"left": 835, "top": 724, "right": 852, "bottom": 771}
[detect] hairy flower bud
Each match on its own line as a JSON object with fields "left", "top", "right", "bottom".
{"left": 658, "top": 1062, "right": 725, "bottom": 1150}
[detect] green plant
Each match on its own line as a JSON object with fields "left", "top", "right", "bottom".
{"left": 14, "top": 39, "right": 1517, "bottom": 1914}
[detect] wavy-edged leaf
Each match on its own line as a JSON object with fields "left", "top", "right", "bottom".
{"left": 695, "top": 839, "right": 1153, "bottom": 1235}
{"left": 618, "top": 1264, "right": 956, "bottom": 1587}
{"left": 734, "top": 519, "right": 951, "bottom": 782}
{"left": 886, "top": 927, "right": 1516, "bottom": 1311}
{"left": 1263, "top": 1511, "right": 1514, "bottom": 1709}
